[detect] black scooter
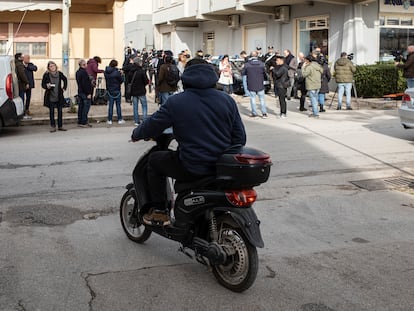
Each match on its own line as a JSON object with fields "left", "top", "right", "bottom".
{"left": 120, "top": 134, "right": 272, "bottom": 292}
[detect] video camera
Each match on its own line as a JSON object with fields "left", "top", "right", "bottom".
{"left": 392, "top": 50, "right": 405, "bottom": 62}
{"left": 347, "top": 53, "right": 354, "bottom": 61}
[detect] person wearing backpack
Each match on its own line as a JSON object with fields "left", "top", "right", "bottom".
{"left": 157, "top": 55, "right": 178, "bottom": 105}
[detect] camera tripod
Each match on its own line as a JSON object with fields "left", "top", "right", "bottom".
{"left": 328, "top": 81, "right": 359, "bottom": 110}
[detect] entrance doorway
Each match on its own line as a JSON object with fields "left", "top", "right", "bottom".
{"left": 297, "top": 16, "right": 329, "bottom": 57}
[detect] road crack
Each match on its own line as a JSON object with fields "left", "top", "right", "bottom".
{"left": 81, "top": 263, "right": 188, "bottom": 310}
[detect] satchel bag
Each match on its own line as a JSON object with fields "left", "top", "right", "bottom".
{"left": 126, "top": 71, "right": 137, "bottom": 98}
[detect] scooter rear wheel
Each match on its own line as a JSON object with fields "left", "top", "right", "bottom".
{"left": 212, "top": 221, "right": 258, "bottom": 292}
{"left": 120, "top": 190, "right": 151, "bottom": 243}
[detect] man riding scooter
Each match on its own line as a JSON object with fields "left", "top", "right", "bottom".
{"left": 131, "top": 59, "right": 246, "bottom": 226}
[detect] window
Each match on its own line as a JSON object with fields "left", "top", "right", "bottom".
{"left": 13, "top": 23, "right": 49, "bottom": 56}
{"left": 379, "top": 15, "right": 414, "bottom": 61}
{"left": 14, "top": 42, "right": 47, "bottom": 56}
{"left": 297, "top": 16, "right": 329, "bottom": 57}
{"left": 203, "top": 32, "right": 215, "bottom": 56}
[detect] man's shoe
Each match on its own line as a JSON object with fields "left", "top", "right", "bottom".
{"left": 58, "top": 128, "right": 67, "bottom": 131}
{"left": 281, "top": 113, "right": 287, "bottom": 118}
{"left": 308, "top": 114, "right": 319, "bottom": 118}
{"left": 262, "top": 113, "right": 268, "bottom": 119}
{"left": 346, "top": 107, "right": 353, "bottom": 110}
{"left": 337, "top": 106, "right": 342, "bottom": 110}
{"left": 299, "top": 108, "right": 307, "bottom": 111}
{"left": 23, "top": 115, "right": 32, "bottom": 120}
{"left": 79, "top": 124, "right": 89, "bottom": 128}
{"left": 249, "top": 114, "right": 259, "bottom": 118}
{"left": 118, "top": 119, "right": 126, "bottom": 125}
{"left": 50, "top": 127, "right": 56, "bottom": 133}
{"left": 320, "top": 108, "right": 326, "bottom": 112}
{"left": 107, "top": 120, "right": 112, "bottom": 125}
{"left": 143, "top": 209, "right": 170, "bottom": 226}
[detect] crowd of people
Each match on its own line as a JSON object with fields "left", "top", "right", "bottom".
{"left": 18, "top": 42, "right": 414, "bottom": 132}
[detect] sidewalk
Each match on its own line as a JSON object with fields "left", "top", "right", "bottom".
{"left": 20, "top": 91, "right": 400, "bottom": 127}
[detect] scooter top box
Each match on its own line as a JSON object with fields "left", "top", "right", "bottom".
{"left": 216, "top": 146, "right": 272, "bottom": 188}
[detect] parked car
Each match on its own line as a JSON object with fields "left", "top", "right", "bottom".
{"left": 211, "top": 57, "right": 271, "bottom": 95}
{"left": 0, "top": 55, "right": 24, "bottom": 131}
{"left": 399, "top": 88, "right": 414, "bottom": 129}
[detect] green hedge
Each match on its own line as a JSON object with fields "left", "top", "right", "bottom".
{"left": 353, "top": 63, "right": 406, "bottom": 98}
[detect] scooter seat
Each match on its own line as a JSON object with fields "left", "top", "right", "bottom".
{"left": 174, "top": 176, "right": 216, "bottom": 193}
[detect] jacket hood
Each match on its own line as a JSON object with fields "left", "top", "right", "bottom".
{"left": 105, "top": 66, "right": 117, "bottom": 74}
{"left": 181, "top": 64, "right": 218, "bottom": 89}
{"left": 336, "top": 58, "right": 349, "bottom": 66}
{"left": 248, "top": 58, "right": 263, "bottom": 66}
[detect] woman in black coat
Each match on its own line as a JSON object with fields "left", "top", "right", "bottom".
{"left": 41, "top": 61, "right": 68, "bottom": 132}
{"left": 318, "top": 60, "right": 331, "bottom": 112}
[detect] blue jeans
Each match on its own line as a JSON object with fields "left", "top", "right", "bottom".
{"left": 132, "top": 95, "right": 148, "bottom": 124}
{"left": 406, "top": 78, "right": 414, "bottom": 88}
{"left": 222, "top": 84, "right": 233, "bottom": 94}
{"left": 249, "top": 89, "right": 267, "bottom": 116}
{"left": 159, "top": 91, "right": 174, "bottom": 106}
{"left": 318, "top": 93, "right": 325, "bottom": 107}
{"left": 77, "top": 93, "right": 91, "bottom": 125}
{"left": 107, "top": 90, "right": 122, "bottom": 121}
{"left": 159, "top": 91, "right": 174, "bottom": 133}
{"left": 337, "top": 82, "right": 352, "bottom": 108}
{"left": 242, "top": 75, "right": 250, "bottom": 96}
{"left": 308, "top": 89, "right": 319, "bottom": 116}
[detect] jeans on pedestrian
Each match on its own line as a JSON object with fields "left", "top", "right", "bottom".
{"left": 222, "top": 84, "right": 233, "bottom": 94}
{"left": 318, "top": 92, "right": 326, "bottom": 108}
{"left": 242, "top": 75, "right": 250, "bottom": 96}
{"left": 77, "top": 94, "right": 91, "bottom": 125}
{"left": 132, "top": 95, "right": 148, "bottom": 124}
{"left": 107, "top": 91, "right": 122, "bottom": 121}
{"left": 49, "top": 101, "right": 63, "bottom": 128}
{"left": 287, "top": 77, "right": 295, "bottom": 98}
{"left": 308, "top": 89, "right": 319, "bottom": 116}
{"left": 406, "top": 78, "right": 414, "bottom": 88}
{"left": 337, "top": 82, "right": 352, "bottom": 108}
{"left": 159, "top": 91, "right": 174, "bottom": 133}
{"left": 249, "top": 89, "right": 267, "bottom": 116}
{"left": 159, "top": 91, "right": 174, "bottom": 106}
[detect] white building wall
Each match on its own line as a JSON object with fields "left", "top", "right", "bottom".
{"left": 152, "top": 1, "right": 379, "bottom": 64}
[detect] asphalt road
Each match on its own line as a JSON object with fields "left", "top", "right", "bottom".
{"left": 0, "top": 100, "right": 413, "bottom": 311}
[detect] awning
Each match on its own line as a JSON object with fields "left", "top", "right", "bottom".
{"left": 0, "top": 1, "right": 62, "bottom": 11}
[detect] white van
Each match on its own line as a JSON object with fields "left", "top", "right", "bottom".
{"left": 0, "top": 55, "right": 24, "bottom": 130}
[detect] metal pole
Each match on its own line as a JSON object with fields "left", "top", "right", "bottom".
{"left": 62, "top": 0, "right": 70, "bottom": 83}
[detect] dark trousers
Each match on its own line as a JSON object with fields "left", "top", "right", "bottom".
{"left": 49, "top": 102, "right": 63, "bottom": 128}
{"left": 77, "top": 94, "right": 91, "bottom": 125}
{"left": 24, "top": 88, "right": 32, "bottom": 112}
{"left": 145, "top": 150, "right": 206, "bottom": 208}
{"left": 277, "top": 87, "right": 287, "bottom": 114}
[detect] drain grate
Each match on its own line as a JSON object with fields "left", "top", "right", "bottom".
{"left": 350, "top": 176, "right": 414, "bottom": 191}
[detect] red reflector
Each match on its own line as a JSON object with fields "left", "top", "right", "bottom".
{"left": 6, "top": 73, "right": 13, "bottom": 99}
{"left": 225, "top": 189, "right": 257, "bottom": 207}
{"left": 402, "top": 94, "right": 411, "bottom": 103}
{"left": 234, "top": 153, "right": 271, "bottom": 164}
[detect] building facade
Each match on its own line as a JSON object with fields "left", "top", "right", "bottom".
{"left": 0, "top": 0, "right": 126, "bottom": 101}
{"left": 151, "top": 0, "right": 414, "bottom": 65}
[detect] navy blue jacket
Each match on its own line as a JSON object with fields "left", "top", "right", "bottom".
{"left": 76, "top": 67, "right": 93, "bottom": 96}
{"left": 242, "top": 57, "right": 265, "bottom": 92}
{"left": 104, "top": 66, "right": 123, "bottom": 93}
{"left": 24, "top": 62, "right": 37, "bottom": 88}
{"left": 132, "top": 64, "right": 246, "bottom": 175}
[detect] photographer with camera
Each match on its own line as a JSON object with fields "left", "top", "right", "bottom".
{"left": 396, "top": 45, "right": 414, "bottom": 88}
{"left": 334, "top": 52, "right": 356, "bottom": 110}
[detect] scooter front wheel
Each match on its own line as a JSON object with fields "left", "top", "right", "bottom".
{"left": 212, "top": 221, "right": 259, "bottom": 292}
{"left": 120, "top": 190, "right": 151, "bottom": 243}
